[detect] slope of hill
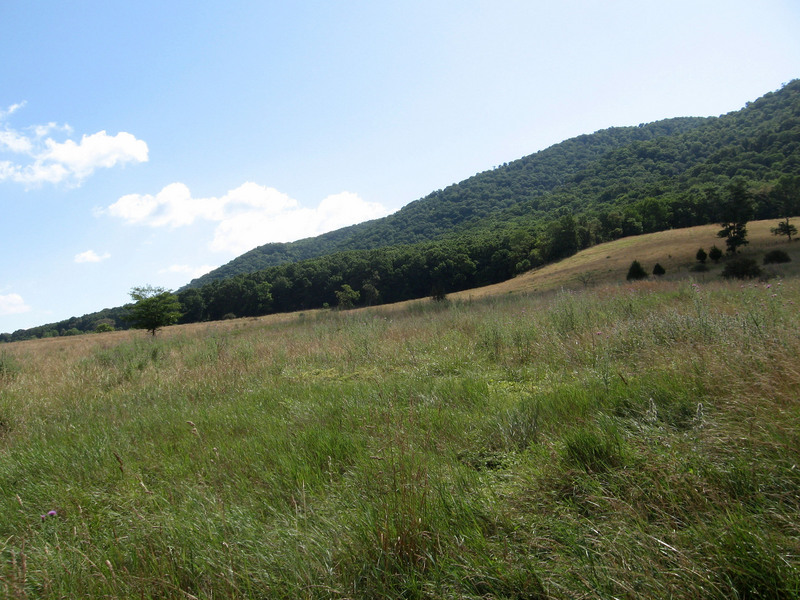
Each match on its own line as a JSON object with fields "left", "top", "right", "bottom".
{"left": 449, "top": 218, "right": 800, "bottom": 300}
{"left": 4, "top": 80, "right": 799, "bottom": 341}
{"left": 187, "top": 117, "right": 710, "bottom": 287}
{"left": 188, "top": 79, "right": 800, "bottom": 288}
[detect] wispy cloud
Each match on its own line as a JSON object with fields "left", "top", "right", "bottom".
{"left": 0, "top": 103, "right": 148, "bottom": 187}
{"left": 0, "top": 293, "right": 31, "bottom": 316}
{"left": 74, "top": 250, "right": 111, "bottom": 263}
{"left": 105, "top": 182, "right": 391, "bottom": 254}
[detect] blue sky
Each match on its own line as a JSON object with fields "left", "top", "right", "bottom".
{"left": 2, "top": 0, "right": 799, "bottom": 333}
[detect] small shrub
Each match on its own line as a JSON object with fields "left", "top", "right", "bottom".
{"left": 222, "top": 313, "right": 237, "bottom": 320}
{"left": 652, "top": 263, "right": 666, "bottom": 276}
{"left": 763, "top": 249, "right": 791, "bottom": 264}
{"left": 626, "top": 260, "right": 648, "bottom": 281}
{"left": 709, "top": 245, "right": 723, "bottom": 263}
{"left": 431, "top": 284, "right": 447, "bottom": 302}
{"left": 696, "top": 248, "right": 708, "bottom": 263}
{"left": 721, "top": 257, "right": 761, "bottom": 280}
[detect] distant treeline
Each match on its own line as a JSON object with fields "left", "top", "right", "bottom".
{"left": 171, "top": 178, "right": 795, "bottom": 323}
{"left": 4, "top": 176, "right": 795, "bottom": 342}
{"left": 4, "top": 80, "right": 800, "bottom": 341}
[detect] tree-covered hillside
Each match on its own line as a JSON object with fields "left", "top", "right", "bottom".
{"left": 186, "top": 116, "right": 711, "bottom": 287}
{"left": 4, "top": 80, "right": 799, "bottom": 341}
{"left": 188, "top": 79, "right": 800, "bottom": 288}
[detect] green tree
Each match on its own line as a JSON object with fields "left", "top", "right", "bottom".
{"left": 771, "top": 175, "right": 800, "bottom": 228}
{"left": 708, "top": 245, "right": 723, "bottom": 263}
{"left": 128, "top": 285, "right": 182, "bottom": 336}
{"left": 544, "top": 214, "right": 580, "bottom": 261}
{"left": 771, "top": 217, "right": 797, "bottom": 242}
{"left": 626, "top": 260, "right": 648, "bottom": 281}
{"left": 717, "top": 180, "right": 754, "bottom": 254}
{"left": 334, "top": 284, "right": 360, "bottom": 310}
{"left": 177, "top": 288, "right": 206, "bottom": 323}
{"left": 361, "top": 282, "right": 380, "bottom": 306}
{"left": 696, "top": 248, "right": 707, "bottom": 264}
{"left": 652, "top": 263, "right": 666, "bottom": 276}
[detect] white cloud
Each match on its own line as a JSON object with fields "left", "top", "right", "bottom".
{"left": 106, "top": 182, "right": 391, "bottom": 255}
{"left": 0, "top": 129, "right": 33, "bottom": 153}
{"left": 107, "top": 182, "right": 228, "bottom": 227}
{"left": 0, "top": 293, "right": 31, "bottom": 316}
{"left": 42, "top": 131, "right": 148, "bottom": 180}
{"left": 75, "top": 250, "right": 111, "bottom": 263}
{"left": 0, "top": 102, "right": 25, "bottom": 119}
{"left": 0, "top": 103, "right": 148, "bottom": 186}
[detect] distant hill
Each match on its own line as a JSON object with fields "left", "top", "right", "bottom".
{"left": 447, "top": 218, "right": 800, "bottom": 301}
{"left": 187, "top": 79, "right": 800, "bottom": 288}
{"left": 185, "top": 116, "right": 709, "bottom": 287}
{"left": 5, "top": 80, "right": 799, "bottom": 341}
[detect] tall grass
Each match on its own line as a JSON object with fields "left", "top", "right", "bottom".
{"left": 1, "top": 278, "right": 798, "bottom": 598}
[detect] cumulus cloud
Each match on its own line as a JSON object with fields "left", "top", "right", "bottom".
{"left": 108, "top": 182, "right": 233, "bottom": 227}
{"left": 0, "top": 102, "right": 148, "bottom": 186}
{"left": 106, "top": 182, "right": 391, "bottom": 255}
{"left": 0, "top": 293, "right": 31, "bottom": 316}
{"left": 74, "top": 250, "right": 111, "bottom": 263}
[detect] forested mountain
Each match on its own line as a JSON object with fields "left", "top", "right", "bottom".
{"left": 188, "top": 79, "right": 800, "bottom": 288}
{"left": 187, "top": 116, "right": 710, "bottom": 287}
{"left": 4, "top": 80, "right": 799, "bottom": 341}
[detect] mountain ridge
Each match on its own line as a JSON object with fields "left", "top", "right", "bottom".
{"left": 185, "top": 115, "right": 712, "bottom": 288}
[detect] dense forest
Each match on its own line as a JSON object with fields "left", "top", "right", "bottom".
{"left": 4, "top": 80, "right": 799, "bottom": 341}
{"left": 188, "top": 79, "right": 800, "bottom": 286}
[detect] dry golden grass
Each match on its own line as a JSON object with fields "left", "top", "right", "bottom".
{"left": 4, "top": 218, "right": 798, "bottom": 358}
{"left": 453, "top": 218, "right": 800, "bottom": 299}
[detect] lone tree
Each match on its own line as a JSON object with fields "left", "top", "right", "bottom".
{"left": 626, "top": 260, "right": 648, "bottom": 281}
{"left": 708, "top": 245, "right": 723, "bottom": 263}
{"left": 128, "top": 285, "right": 182, "bottom": 336}
{"left": 717, "top": 180, "right": 754, "bottom": 254}
{"left": 652, "top": 263, "right": 666, "bottom": 276}
{"left": 771, "top": 217, "right": 797, "bottom": 243}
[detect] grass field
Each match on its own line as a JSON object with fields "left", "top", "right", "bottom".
{"left": 1, "top": 222, "right": 799, "bottom": 598}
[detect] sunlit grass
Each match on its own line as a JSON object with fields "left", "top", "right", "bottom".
{"left": 1, "top": 276, "right": 799, "bottom": 598}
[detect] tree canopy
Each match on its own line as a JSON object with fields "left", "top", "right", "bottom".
{"left": 127, "top": 286, "right": 182, "bottom": 336}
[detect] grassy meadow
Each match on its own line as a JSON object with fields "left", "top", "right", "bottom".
{"left": 2, "top": 232, "right": 800, "bottom": 598}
